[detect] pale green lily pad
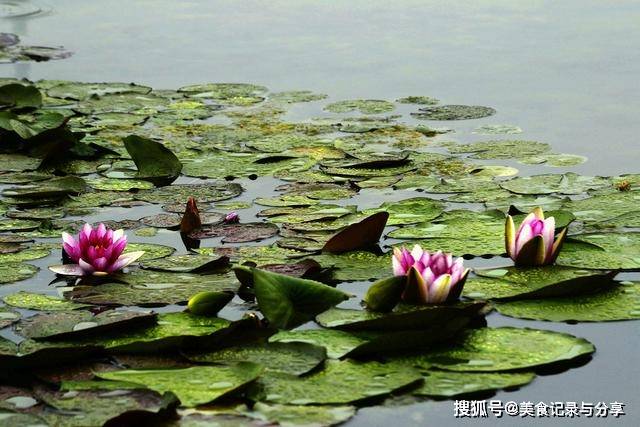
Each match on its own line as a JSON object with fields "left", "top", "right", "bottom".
{"left": 494, "top": 282, "right": 640, "bottom": 322}
{"left": 179, "top": 83, "right": 267, "bottom": 104}
{"left": 362, "top": 197, "right": 445, "bottom": 226}
{"left": 0, "top": 263, "right": 38, "bottom": 284}
{"left": 500, "top": 173, "right": 609, "bottom": 195}
{"left": 314, "top": 251, "right": 390, "bottom": 282}
{"left": 412, "top": 105, "right": 495, "bottom": 120}
{"left": 463, "top": 267, "right": 613, "bottom": 300}
{"left": 140, "top": 254, "right": 228, "bottom": 273}
{"left": 182, "top": 153, "right": 315, "bottom": 180}
{"left": 46, "top": 81, "right": 152, "bottom": 100}
{"left": 269, "top": 91, "right": 328, "bottom": 103}
{"left": 414, "top": 371, "right": 535, "bottom": 397}
{"left": 73, "top": 92, "right": 169, "bottom": 114}
{"left": 324, "top": 99, "right": 395, "bottom": 114}
{"left": 0, "top": 243, "right": 51, "bottom": 263}
{"left": 270, "top": 329, "right": 369, "bottom": 359}
{"left": 520, "top": 153, "right": 588, "bottom": 167}
{"left": 398, "top": 327, "right": 594, "bottom": 372}
{"left": 125, "top": 243, "right": 175, "bottom": 261}
{"left": 3, "top": 292, "right": 90, "bottom": 311}
{"left": 473, "top": 124, "right": 523, "bottom": 135}
{"left": 445, "top": 140, "right": 549, "bottom": 159}
{"left": 0, "top": 218, "right": 40, "bottom": 232}
{"left": 562, "top": 191, "right": 640, "bottom": 224}
{"left": 252, "top": 359, "right": 421, "bottom": 405}
{"left": 86, "top": 177, "right": 154, "bottom": 191}
{"left": 594, "top": 210, "right": 640, "bottom": 228}
{"left": 396, "top": 96, "right": 439, "bottom": 105}
{"left": 557, "top": 233, "right": 640, "bottom": 270}
{"left": 187, "top": 342, "right": 326, "bottom": 375}
{"left": 64, "top": 270, "right": 238, "bottom": 307}
{"left": 98, "top": 363, "right": 263, "bottom": 407}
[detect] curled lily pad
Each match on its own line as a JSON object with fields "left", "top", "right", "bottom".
{"left": 494, "top": 282, "right": 640, "bottom": 322}
{"left": 98, "top": 363, "right": 263, "bottom": 407}
{"left": 123, "top": 135, "right": 183, "bottom": 185}
{"left": 463, "top": 267, "right": 615, "bottom": 301}
{"left": 411, "top": 105, "right": 495, "bottom": 120}
{"left": 187, "top": 291, "right": 234, "bottom": 316}
{"left": 250, "top": 359, "right": 421, "bottom": 405}
{"left": 322, "top": 212, "right": 388, "bottom": 253}
{"left": 253, "top": 268, "right": 350, "bottom": 329}
{"left": 186, "top": 342, "right": 326, "bottom": 375}
{"left": 414, "top": 371, "right": 535, "bottom": 397}
{"left": 398, "top": 327, "right": 594, "bottom": 372}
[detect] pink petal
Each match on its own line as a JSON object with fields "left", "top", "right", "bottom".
{"left": 392, "top": 248, "right": 407, "bottom": 276}
{"left": 421, "top": 266, "right": 435, "bottom": 286}
{"left": 92, "top": 257, "right": 108, "bottom": 272}
{"left": 111, "top": 236, "right": 127, "bottom": 259}
{"left": 515, "top": 224, "right": 534, "bottom": 255}
{"left": 78, "top": 258, "right": 95, "bottom": 274}
{"left": 108, "top": 251, "right": 145, "bottom": 272}
{"left": 516, "top": 212, "right": 536, "bottom": 237}
{"left": 96, "top": 223, "right": 107, "bottom": 240}
{"left": 427, "top": 274, "right": 452, "bottom": 304}
{"left": 410, "top": 244, "right": 424, "bottom": 263}
{"left": 542, "top": 217, "right": 555, "bottom": 262}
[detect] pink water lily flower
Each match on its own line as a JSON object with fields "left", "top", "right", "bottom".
{"left": 223, "top": 212, "right": 239, "bottom": 224}
{"left": 505, "top": 207, "right": 567, "bottom": 266}
{"left": 392, "top": 244, "right": 470, "bottom": 304}
{"left": 49, "top": 223, "right": 145, "bottom": 276}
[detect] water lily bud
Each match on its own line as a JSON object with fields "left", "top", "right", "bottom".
{"left": 505, "top": 207, "right": 567, "bottom": 266}
{"left": 224, "top": 212, "right": 239, "bottom": 224}
{"left": 188, "top": 291, "right": 234, "bottom": 316}
{"left": 180, "top": 197, "right": 202, "bottom": 234}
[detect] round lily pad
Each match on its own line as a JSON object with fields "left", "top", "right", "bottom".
{"left": 3, "top": 291, "right": 90, "bottom": 311}
{"left": 396, "top": 96, "right": 439, "bottom": 105}
{"left": 324, "top": 99, "right": 395, "bottom": 114}
{"left": 557, "top": 233, "right": 640, "bottom": 270}
{"left": 494, "top": 282, "right": 640, "bottom": 322}
{"left": 411, "top": 105, "right": 495, "bottom": 120}
{"left": 399, "top": 327, "right": 595, "bottom": 372}
{"left": 414, "top": 370, "right": 535, "bottom": 397}
{"left": 0, "top": 262, "right": 38, "bottom": 284}
{"left": 252, "top": 359, "right": 422, "bottom": 405}
{"left": 125, "top": 243, "right": 175, "bottom": 261}
{"left": 134, "top": 183, "right": 243, "bottom": 205}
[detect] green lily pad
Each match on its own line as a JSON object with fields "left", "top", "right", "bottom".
{"left": 0, "top": 243, "right": 51, "bottom": 263}
{"left": 398, "top": 327, "right": 594, "bottom": 372}
{"left": 141, "top": 254, "right": 229, "bottom": 273}
{"left": 411, "top": 105, "right": 495, "bottom": 120}
{"left": 324, "top": 99, "right": 395, "bottom": 114}
{"left": 562, "top": 191, "right": 640, "bottom": 224}
{"left": 73, "top": 92, "right": 169, "bottom": 114}
{"left": 0, "top": 263, "right": 38, "bottom": 284}
{"left": 251, "top": 359, "right": 421, "bottom": 405}
{"left": 0, "top": 154, "right": 41, "bottom": 172}
{"left": 446, "top": 140, "right": 549, "bottom": 159}
{"left": 134, "top": 183, "right": 243, "bottom": 205}
{"left": 86, "top": 177, "right": 154, "bottom": 191}
{"left": 314, "top": 251, "right": 390, "bottom": 282}
{"left": 473, "top": 124, "right": 523, "bottom": 135}
{"left": 396, "top": 96, "right": 439, "bottom": 105}
{"left": 125, "top": 243, "right": 175, "bottom": 261}
{"left": 1, "top": 176, "right": 87, "bottom": 199}
{"left": 270, "top": 329, "right": 370, "bottom": 359}
{"left": 123, "top": 135, "right": 183, "bottom": 185}
{"left": 494, "top": 282, "right": 640, "bottom": 322}
{"left": 3, "top": 292, "right": 90, "bottom": 311}
{"left": 187, "top": 342, "right": 326, "bottom": 375}
{"left": 253, "top": 268, "right": 350, "bottom": 329}
{"left": 98, "top": 363, "right": 263, "bottom": 407}
{"left": 463, "top": 267, "right": 614, "bottom": 300}
{"left": 178, "top": 83, "right": 267, "bottom": 104}
{"left": 190, "top": 222, "right": 279, "bottom": 243}
{"left": 316, "top": 302, "right": 486, "bottom": 331}
{"left": 500, "top": 173, "right": 609, "bottom": 195}
{"left": 64, "top": 270, "right": 238, "bottom": 307}
{"left": 362, "top": 197, "right": 445, "bottom": 226}
{"left": 520, "top": 153, "right": 587, "bottom": 167}
{"left": 46, "top": 81, "right": 152, "bottom": 100}
{"left": 414, "top": 371, "right": 535, "bottom": 397}
{"left": 15, "top": 310, "right": 156, "bottom": 340}
{"left": 269, "top": 90, "right": 328, "bottom": 103}
{"left": 557, "top": 233, "right": 640, "bottom": 270}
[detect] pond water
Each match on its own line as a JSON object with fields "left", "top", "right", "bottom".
{"left": 1, "top": 1, "right": 639, "bottom": 426}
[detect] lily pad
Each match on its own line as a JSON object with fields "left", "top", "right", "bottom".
{"left": 123, "top": 135, "right": 183, "bottom": 185}
{"left": 0, "top": 307, "right": 20, "bottom": 328}
{"left": 46, "top": 81, "right": 152, "bottom": 100}
{"left": 446, "top": 140, "right": 549, "bottom": 159}
{"left": 190, "top": 222, "right": 279, "bottom": 243}
{"left": 0, "top": 263, "right": 38, "bottom": 284}
{"left": 186, "top": 342, "right": 326, "bottom": 375}
{"left": 396, "top": 96, "right": 439, "bottom": 105}
{"left": 413, "top": 371, "right": 535, "bottom": 397}
{"left": 134, "top": 183, "right": 243, "bottom": 204}
{"left": 251, "top": 359, "right": 421, "bottom": 405}
{"left": 500, "top": 173, "right": 609, "bottom": 195}
{"left": 473, "top": 124, "right": 523, "bottom": 135}
{"left": 463, "top": 267, "right": 614, "bottom": 300}
{"left": 557, "top": 233, "right": 640, "bottom": 270}
{"left": 269, "top": 91, "right": 328, "bottom": 103}
{"left": 324, "top": 100, "right": 395, "bottom": 114}
{"left": 249, "top": 402, "right": 356, "bottom": 427}
{"left": 141, "top": 254, "right": 229, "bottom": 273}
{"left": 399, "top": 327, "right": 594, "bottom": 372}
{"left": 253, "top": 268, "right": 350, "bottom": 329}
{"left": 362, "top": 197, "right": 445, "bottom": 226}
{"left": 411, "top": 105, "right": 495, "bottom": 120}
{"left": 494, "top": 282, "right": 640, "bottom": 322}
{"left": 270, "top": 329, "right": 370, "bottom": 359}
{"left": 98, "top": 363, "right": 263, "bottom": 407}
{"left": 3, "top": 292, "right": 90, "bottom": 311}
{"left": 125, "top": 243, "right": 175, "bottom": 261}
